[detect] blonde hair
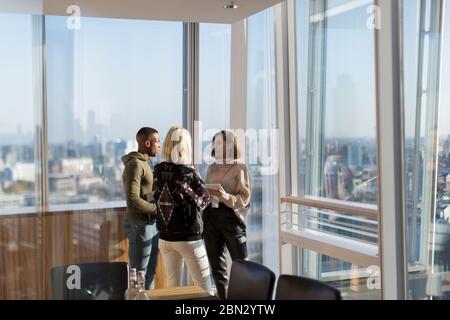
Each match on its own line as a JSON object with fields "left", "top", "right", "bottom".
{"left": 162, "top": 126, "right": 192, "bottom": 165}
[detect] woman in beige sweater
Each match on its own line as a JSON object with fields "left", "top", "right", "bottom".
{"left": 203, "top": 130, "right": 251, "bottom": 300}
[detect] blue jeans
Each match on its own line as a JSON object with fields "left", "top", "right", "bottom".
{"left": 124, "top": 218, "right": 159, "bottom": 290}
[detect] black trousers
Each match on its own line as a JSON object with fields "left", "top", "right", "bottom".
{"left": 203, "top": 203, "right": 248, "bottom": 300}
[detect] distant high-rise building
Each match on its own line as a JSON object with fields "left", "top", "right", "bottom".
{"left": 346, "top": 144, "right": 363, "bottom": 167}
{"left": 11, "top": 163, "right": 35, "bottom": 182}
{"left": 444, "top": 134, "right": 450, "bottom": 158}
{"left": 46, "top": 17, "right": 76, "bottom": 144}
{"left": 330, "top": 74, "right": 359, "bottom": 137}
{"left": 125, "top": 140, "right": 138, "bottom": 155}
{"left": 113, "top": 140, "right": 127, "bottom": 159}
{"left": 2, "top": 168, "right": 13, "bottom": 182}
{"left": 0, "top": 194, "right": 26, "bottom": 208}
{"left": 0, "top": 153, "right": 4, "bottom": 172}
{"left": 60, "top": 158, "right": 94, "bottom": 176}
{"left": 49, "top": 174, "right": 76, "bottom": 193}
{"left": 87, "top": 110, "right": 96, "bottom": 143}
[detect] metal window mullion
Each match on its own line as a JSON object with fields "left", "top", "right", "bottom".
{"left": 181, "top": 22, "right": 199, "bottom": 285}
{"left": 274, "top": 1, "right": 296, "bottom": 276}
{"left": 286, "top": 0, "right": 300, "bottom": 276}
{"left": 32, "top": 15, "right": 49, "bottom": 211}
{"left": 287, "top": 0, "right": 299, "bottom": 199}
{"left": 183, "top": 22, "right": 199, "bottom": 165}
{"left": 410, "top": 0, "right": 426, "bottom": 265}
{"left": 374, "top": 0, "right": 408, "bottom": 300}
{"left": 409, "top": 0, "right": 445, "bottom": 273}
{"left": 304, "top": 0, "right": 328, "bottom": 280}
{"left": 421, "top": 0, "right": 446, "bottom": 277}
{"left": 31, "top": 14, "right": 48, "bottom": 300}
{"left": 306, "top": 0, "right": 328, "bottom": 199}
{"left": 259, "top": 8, "right": 280, "bottom": 276}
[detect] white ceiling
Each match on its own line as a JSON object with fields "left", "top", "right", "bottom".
{"left": 0, "top": 0, "right": 286, "bottom": 24}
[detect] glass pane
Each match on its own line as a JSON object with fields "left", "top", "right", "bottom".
{"left": 296, "top": 0, "right": 378, "bottom": 206}
{"left": 436, "top": 6, "right": 450, "bottom": 296}
{"left": 198, "top": 23, "right": 231, "bottom": 177}
{"left": 280, "top": 245, "right": 382, "bottom": 300}
{"left": 45, "top": 16, "right": 183, "bottom": 208}
{"left": 404, "top": 0, "right": 450, "bottom": 300}
{"left": 293, "top": 0, "right": 380, "bottom": 297}
{"left": 0, "top": 12, "right": 41, "bottom": 300}
{"left": 281, "top": 200, "right": 379, "bottom": 299}
{"left": 0, "top": 14, "right": 36, "bottom": 213}
{"left": 247, "top": 9, "right": 278, "bottom": 268}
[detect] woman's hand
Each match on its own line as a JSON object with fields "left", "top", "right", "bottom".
{"left": 208, "top": 186, "right": 226, "bottom": 198}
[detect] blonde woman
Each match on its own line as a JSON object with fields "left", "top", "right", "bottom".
{"left": 203, "top": 130, "right": 251, "bottom": 300}
{"left": 152, "top": 126, "right": 212, "bottom": 293}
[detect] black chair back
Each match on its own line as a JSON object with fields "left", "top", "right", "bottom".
{"left": 275, "top": 274, "right": 342, "bottom": 300}
{"left": 51, "top": 262, "right": 129, "bottom": 300}
{"left": 227, "top": 259, "right": 276, "bottom": 300}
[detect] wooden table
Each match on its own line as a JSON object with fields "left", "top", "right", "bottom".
{"left": 146, "top": 285, "right": 214, "bottom": 300}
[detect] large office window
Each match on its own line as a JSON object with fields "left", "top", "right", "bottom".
{"left": 403, "top": 0, "right": 450, "bottom": 300}
{"left": 0, "top": 14, "right": 36, "bottom": 213}
{"left": 45, "top": 16, "right": 183, "bottom": 207}
{"left": 283, "top": 0, "right": 380, "bottom": 299}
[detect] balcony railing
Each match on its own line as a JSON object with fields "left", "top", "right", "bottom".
{"left": 280, "top": 196, "right": 380, "bottom": 267}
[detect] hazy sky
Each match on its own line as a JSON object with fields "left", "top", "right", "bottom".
{"left": 0, "top": 14, "right": 33, "bottom": 140}
{"left": 299, "top": 0, "right": 450, "bottom": 140}
{"left": 45, "top": 16, "right": 183, "bottom": 144}
{"left": 0, "top": 14, "right": 230, "bottom": 145}
{"left": 0, "top": 2, "right": 449, "bottom": 146}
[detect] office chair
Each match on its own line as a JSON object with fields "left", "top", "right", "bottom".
{"left": 50, "top": 262, "right": 129, "bottom": 300}
{"left": 275, "top": 274, "right": 342, "bottom": 300}
{"left": 227, "top": 259, "right": 276, "bottom": 300}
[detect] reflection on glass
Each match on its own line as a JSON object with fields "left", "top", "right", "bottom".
{"left": 403, "top": 0, "right": 450, "bottom": 300}
{"left": 45, "top": 16, "right": 183, "bottom": 207}
{"left": 246, "top": 8, "right": 278, "bottom": 268}
{"left": 296, "top": 0, "right": 378, "bottom": 205}
{"left": 294, "top": 0, "right": 379, "bottom": 297}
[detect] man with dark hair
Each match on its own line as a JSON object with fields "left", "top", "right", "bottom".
{"left": 122, "top": 127, "right": 161, "bottom": 289}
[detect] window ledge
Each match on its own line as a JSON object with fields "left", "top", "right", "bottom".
{"left": 47, "top": 201, "right": 126, "bottom": 215}
{"left": 0, "top": 201, "right": 127, "bottom": 217}
{"left": 0, "top": 206, "right": 40, "bottom": 217}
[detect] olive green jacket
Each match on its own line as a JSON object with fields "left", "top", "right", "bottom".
{"left": 121, "top": 151, "right": 157, "bottom": 221}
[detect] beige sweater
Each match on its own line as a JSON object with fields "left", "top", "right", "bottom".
{"left": 205, "top": 162, "right": 251, "bottom": 224}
